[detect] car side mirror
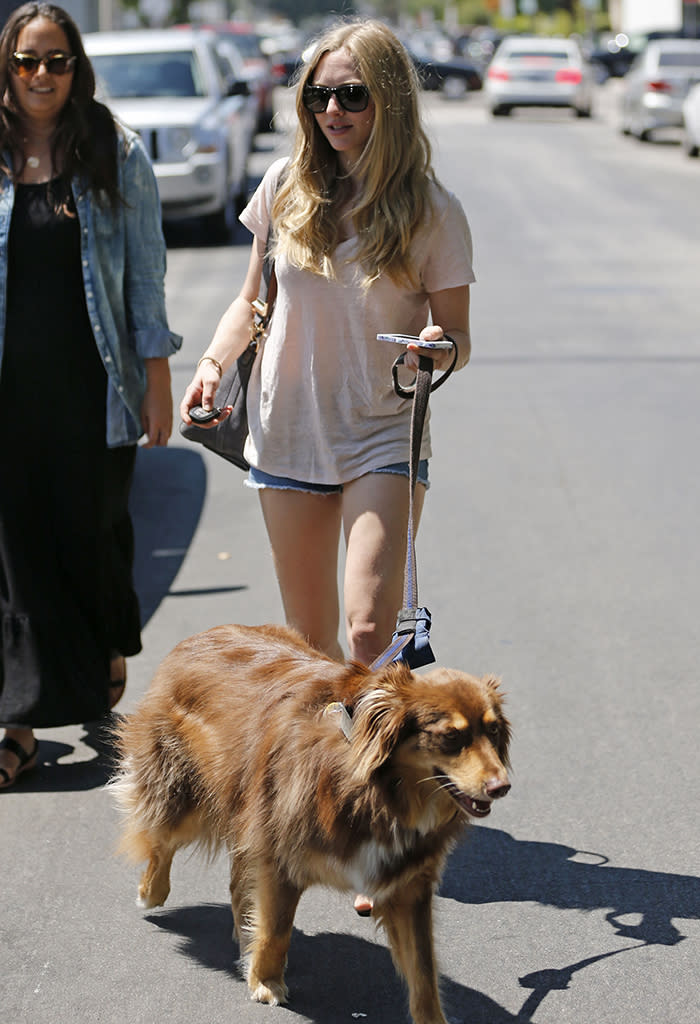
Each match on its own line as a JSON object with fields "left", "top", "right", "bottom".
{"left": 227, "top": 78, "right": 250, "bottom": 98}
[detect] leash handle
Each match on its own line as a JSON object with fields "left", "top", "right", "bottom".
{"left": 402, "top": 353, "right": 433, "bottom": 610}
{"left": 391, "top": 337, "right": 458, "bottom": 399}
{"left": 369, "top": 341, "right": 457, "bottom": 672}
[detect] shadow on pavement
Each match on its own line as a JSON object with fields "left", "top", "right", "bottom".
{"left": 140, "top": 828, "right": 699, "bottom": 1023}
{"left": 26, "top": 718, "right": 117, "bottom": 792}
{"left": 145, "top": 903, "right": 521, "bottom": 1023}
{"left": 443, "top": 826, "right": 699, "bottom": 946}
{"left": 441, "top": 826, "right": 699, "bottom": 1019}
{"left": 129, "top": 445, "right": 207, "bottom": 628}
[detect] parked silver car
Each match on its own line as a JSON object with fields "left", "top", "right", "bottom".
{"left": 620, "top": 38, "right": 700, "bottom": 140}
{"left": 84, "top": 29, "right": 257, "bottom": 235}
{"left": 485, "top": 36, "right": 594, "bottom": 118}
{"left": 681, "top": 80, "right": 700, "bottom": 156}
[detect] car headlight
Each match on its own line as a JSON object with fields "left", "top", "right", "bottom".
{"left": 194, "top": 117, "right": 224, "bottom": 155}
{"left": 158, "top": 126, "right": 193, "bottom": 159}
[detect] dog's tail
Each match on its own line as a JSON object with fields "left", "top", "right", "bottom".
{"left": 107, "top": 714, "right": 217, "bottom": 865}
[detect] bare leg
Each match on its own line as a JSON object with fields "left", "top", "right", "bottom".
{"left": 343, "top": 473, "right": 426, "bottom": 914}
{"left": 342, "top": 472, "right": 426, "bottom": 667}
{"left": 258, "top": 488, "right": 343, "bottom": 659}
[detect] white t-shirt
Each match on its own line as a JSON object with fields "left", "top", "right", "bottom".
{"left": 239, "top": 157, "right": 475, "bottom": 485}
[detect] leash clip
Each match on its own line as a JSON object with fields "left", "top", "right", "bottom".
{"left": 392, "top": 607, "right": 435, "bottom": 668}
{"left": 324, "top": 701, "right": 353, "bottom": 741}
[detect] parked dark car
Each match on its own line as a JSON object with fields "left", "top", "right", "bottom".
{"left": 588, "top": 29, "right": 699, "bottom": 82}
{"left": 409, "top": 52, "right": 483, "bottom": 97}
{"left": 588, "top": 33, "right": 643, "bottom": 81}
{"left": 270, "top": 51, "right": 304, "bottom": 87}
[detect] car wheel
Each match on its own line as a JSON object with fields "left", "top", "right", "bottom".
{"left": 202, "top": 183, "right": 238, "bottom": 245}
{"left": 592, "top": 62, "right": 609, "bottom": 85}
{"left": 491, "top": 104, "right": 511, "bottom": 117}
{"left": 202, "top": 205, "right": 231, "bottom": 245}
{"left": 441, "top": 75, "right": 468, "bottom": 100}
{"left": 257, "top": 105, "right": 276, "bottom": 134}
{"left": 576, "top": 105, "right": 592, "bottom": 118}
{"left": 682, "top": 131, "right": 699, "bottom": 157}
{"left": 235, "top": 182, "right": 249, "bottom": 216}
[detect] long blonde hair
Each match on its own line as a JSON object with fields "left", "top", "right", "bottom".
{"left": 272, "top": 19, "right": 437, "bottom": 288}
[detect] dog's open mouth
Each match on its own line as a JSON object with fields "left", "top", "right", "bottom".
{"left": 437, "top": 770, "right": 492, "bottom": 818}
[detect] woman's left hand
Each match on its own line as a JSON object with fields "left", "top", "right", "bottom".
{"left": 404, "top": 326, "right": 454, "bottom": 373}
{"left": 140, "top": 358, "right": 173, "bottom": 448}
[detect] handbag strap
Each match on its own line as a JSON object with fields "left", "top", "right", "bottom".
{"left": 250, "top": 227, "right": 276, "bottom": 346}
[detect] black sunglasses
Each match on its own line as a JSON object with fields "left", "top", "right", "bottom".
{"left": 10, "top": 51, "right": 77, "bottom": 79}
{"left": 302, "top": 83, "right": 370, "bottom": 113}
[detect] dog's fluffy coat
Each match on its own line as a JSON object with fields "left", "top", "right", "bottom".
{"left": 112, "top": 624, "right": 511, "bottom": 1024}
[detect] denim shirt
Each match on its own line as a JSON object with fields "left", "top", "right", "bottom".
{"left": 0, "top": 126, "right": 182, "bottom": 446}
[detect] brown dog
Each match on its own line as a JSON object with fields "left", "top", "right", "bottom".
{"left": 111, "top": 624, "right": 511, "bottom": 1024}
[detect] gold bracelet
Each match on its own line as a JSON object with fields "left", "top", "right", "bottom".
{"left": 197, "top": 355, "right": 223, "bottom": 378}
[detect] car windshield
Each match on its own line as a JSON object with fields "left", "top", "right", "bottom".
{"left": 90, "top": 51, "right": 206, "bottom": 98}
{"left": 658, "top": 51, "right": 700, "bottom": 68}
{"left": 224, "top": 33, "right": 262, "bottom": 59}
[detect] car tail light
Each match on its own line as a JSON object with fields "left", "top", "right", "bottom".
{"left": 646, "top": 79, "right": 672, "bottom": 91}
{"left": 488, "top": 67, "right": 510, "bottom": 81}
{"left": 555, "top": 68, "right": 583, "bottom": 84}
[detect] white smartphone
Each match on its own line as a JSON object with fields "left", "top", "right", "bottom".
{"left": 376, "top": 333, "right": 454, "bottom": 351}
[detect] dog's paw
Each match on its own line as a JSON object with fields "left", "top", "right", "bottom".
{"left": 136, "top": 884, "right": 169, "bottom": 909}
{"left": 136, "top": 894, "right": 162, "bottom": 909}
{"left": 249, "top": 979, "right": 288, "bottom": 1006}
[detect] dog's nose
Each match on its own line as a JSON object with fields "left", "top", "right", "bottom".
{"left": 486, "top": 777, "right": 511, "bottom": 800}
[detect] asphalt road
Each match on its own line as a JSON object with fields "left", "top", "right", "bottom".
{"left": 3, "top": 82, "right": 699, "bottom": 1024}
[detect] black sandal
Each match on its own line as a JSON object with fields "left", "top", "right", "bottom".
{"left": 0, "top": 736, "right": 39, "bottom": 790}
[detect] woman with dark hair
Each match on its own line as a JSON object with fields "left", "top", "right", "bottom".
{"left": 0, "top": 3, "right": 181, "bottom": 788}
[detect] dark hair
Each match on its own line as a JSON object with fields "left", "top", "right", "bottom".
{"left": 0, "top": 3, "right": 120, "bottom": 206}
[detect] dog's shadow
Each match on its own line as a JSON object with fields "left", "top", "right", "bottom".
{"left": 145, "top": 903, "right": 519, "bottom": 1024}
{"left": 443, "top": 826, "right": 699, "bottom": 948}
{"left": 441, "top": 826, "right": 699, "bottom": 1020}
{"left": 144, "top": 827, "right": 700, "bottom": 1023}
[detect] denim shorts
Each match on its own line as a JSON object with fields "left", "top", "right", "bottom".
{"left": 247, "top": 460, "right": 430, "bottom": 494}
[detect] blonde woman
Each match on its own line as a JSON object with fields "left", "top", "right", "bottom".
{"left": 181, "top": 19, "right": 473, "bottom": 685}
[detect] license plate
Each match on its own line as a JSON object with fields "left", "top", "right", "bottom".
{"left": 514, "top": 69, "right": 553, "bottom": 81}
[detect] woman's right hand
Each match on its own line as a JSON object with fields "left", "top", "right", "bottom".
{"left": 179, "top": 359, "right": 232, "bottom": 427}
{"left": 180, "top": 242, "right": 266, "bottom": 426}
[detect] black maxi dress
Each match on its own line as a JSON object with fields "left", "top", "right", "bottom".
{"left": 0, "top": 179, "right": 142, "bottom": 728}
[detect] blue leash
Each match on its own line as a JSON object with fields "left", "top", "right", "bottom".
{"left": 370, "top": 342, "right": 457, "bottom": 671}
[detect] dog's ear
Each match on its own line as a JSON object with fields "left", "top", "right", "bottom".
{"left": 350, "top": 675, "right": 413, "bottom": 783}
{"left": 483, "top": 674, "right": 512, "bottom": 768}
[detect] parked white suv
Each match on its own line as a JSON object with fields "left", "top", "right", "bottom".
{"left": 84, "top": 28, "right": 257, "bottom": 236}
